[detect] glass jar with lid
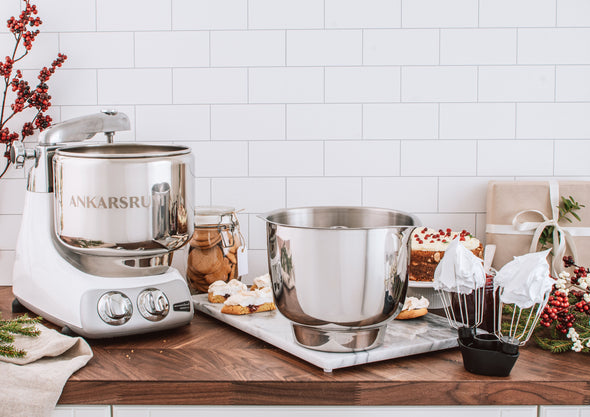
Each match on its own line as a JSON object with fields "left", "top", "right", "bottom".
{"left": 186, "top": 206, "right": 244, "bottom": 293}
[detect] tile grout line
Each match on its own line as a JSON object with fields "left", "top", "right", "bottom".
{"left": 360, "top": 104, "right": 364, "bottom": 139}
{"left": 361, "top": 28, "right": 364, "bottom": 65}
{"left": 476, "top": 66, "right": 479, "bottom": 101}
{"left": 360, "top": 176, "right": 364, "bottom": 206}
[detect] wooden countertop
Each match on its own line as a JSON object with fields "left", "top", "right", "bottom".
{"left": 2, "top": 287, "right": 588, "bottom": 406}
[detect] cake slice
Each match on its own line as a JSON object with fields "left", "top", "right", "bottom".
{"left": 409, "top": 227, "right": 483, "bottom": 282}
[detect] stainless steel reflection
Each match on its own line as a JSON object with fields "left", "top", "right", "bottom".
{"left": 53, "top": 143, "right": 193, "bottom": 277}
{"left": 260, "top": 206, "right": 420, "bottom": 352}
{"left": 152, "top": 182, "right": 171, "bottom": 240}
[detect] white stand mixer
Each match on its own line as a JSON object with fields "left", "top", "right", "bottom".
{"left": 10, "top": 111, "right": 194, "bottom": 338}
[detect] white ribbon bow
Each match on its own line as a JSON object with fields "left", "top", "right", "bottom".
{"left": 510, "top": 182, "right": 578, "bottom": 276}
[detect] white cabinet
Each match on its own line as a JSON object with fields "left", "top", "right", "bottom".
{"left": 52, "top": 405, "right": 111, "bottom": 417}
{"left": 540, "top": 406, "right": 590, "bottom": 417}
{"left": 111, "top": 405, "right": 538, "bottom": 417}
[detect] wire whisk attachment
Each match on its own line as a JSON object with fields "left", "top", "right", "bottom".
{"left": 433, "top": 238, "right": 486, "bottom": 342}
{"left": 453, "top": 250, "right": 554, "bottom": 376}
{"left": 437, "top": 286, "right": 484, "bottom": 341}
{"left": 493, "top": 278, "right": 552, "bottom": 354}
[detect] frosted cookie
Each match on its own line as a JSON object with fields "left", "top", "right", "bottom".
{"left": 207, "top": 279, "right": 248, "bottom": 303}
{"left": 396, "top": 296, "right": 429, "bottom": 320}
{"left": 221, "top": 287, "right": 276, "bottom": 315}
{"left": 249, "top": 273, "right": 271, "bottom": 290}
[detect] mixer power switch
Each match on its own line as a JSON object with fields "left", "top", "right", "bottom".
{"left": 137, "top": 289, "right": 170, "bottom": 322}
{"left": 97, "top": 292, "right": 133, "bottom": 326}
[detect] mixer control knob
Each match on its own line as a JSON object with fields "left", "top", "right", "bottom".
{"left": 137, "top": 289, "right": 170, "bottom": 322}
{"left": 97, "top": 292, "right": 133, "bottom": 326}
{"left": 9, "top": 141, "right": 36, "bottom": 169}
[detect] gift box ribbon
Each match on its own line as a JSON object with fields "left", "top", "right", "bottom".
{"left": 486, "top": 181, "right": 590, "bottom": 276}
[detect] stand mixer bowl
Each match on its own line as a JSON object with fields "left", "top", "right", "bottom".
{"left": 53, "top": 143, "right": 194, "bottom": 277}
{"left": 260, "top": 206, "right": 420, "bottom": 352}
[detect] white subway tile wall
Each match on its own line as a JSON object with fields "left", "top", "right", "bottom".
{"left": 0, "top": 0, "right": 589, "bottom": 281}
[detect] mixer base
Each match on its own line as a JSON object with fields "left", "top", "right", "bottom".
{"left": 12, "top": 298, "right": 28, "bottom": 314}
{"left": 291, "top": 323, "right": 386, "bottom": 352}
{"left": 12, "top": 191, "right": 195, "bottom": 338}
{"left": 61, "top": 326, "right": 77, "bottom": 337}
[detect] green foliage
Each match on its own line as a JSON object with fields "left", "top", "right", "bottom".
{"left": 280, "top": 246, "right": 293, "bottom": 274}
{"left": 0, "top": 314, "right": 41, "bottom": 358}
{"left": 500, "top": 304, "right": 532, "bottom": 333}
{"left": 539, "top": 196, "right": 585, "bottom": 249}
{"left": 533, "top": 292, "right": 590, "bottom": 354}
{"left": 533, "top": 334, "right": 575, "bottom": 353}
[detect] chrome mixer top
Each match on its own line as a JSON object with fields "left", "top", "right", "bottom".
{"left": 10, "top": 110, "right": 130, "bottom": 192}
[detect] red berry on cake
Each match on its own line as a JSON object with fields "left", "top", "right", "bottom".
{"left": 409, "top": 227, "right": 483, "bottom": 282}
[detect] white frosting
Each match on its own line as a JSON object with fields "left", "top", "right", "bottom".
{"left": 252, "top": 273, "right": 271, "bottom": 289}
{"left": 411, "top": 227, "right": 480, "bottom": 251}
{"left": 433, "top": 238, "right": 485, "bottom": 294}
{"left": 208, "top": 279, "right": 247, "bottom": 297}
{"left": 224, "top": 287, "right": 274, "bottom": 307}
{"left": 402, "top": 296, "right": 429, "bottom": 311}
{"left": 494, "top": 250, "right": 554, "bottom": 309}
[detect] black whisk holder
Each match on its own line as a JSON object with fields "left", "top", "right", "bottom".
{"left": 458, "top": 332, "right": 519, "bottom": 377}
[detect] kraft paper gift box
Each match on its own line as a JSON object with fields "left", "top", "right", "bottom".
{"left": 486, "top": 181, "right": 590, "bottom": 275}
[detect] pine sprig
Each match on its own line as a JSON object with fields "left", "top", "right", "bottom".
{"left": 533, "top": 334, "right": 575, "bottom": 353}
{"left": 0, "top": 314, "right": 41, "bottom": 358}
{"left": 539, "top": 196, "right": 585, "bottom": 249}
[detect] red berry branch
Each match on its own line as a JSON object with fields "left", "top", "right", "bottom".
{"left": 534, "top": 256, "right": 590, "bottom": 353}
{"left": 0, "top": 0, "right": 67, "bottom": 179}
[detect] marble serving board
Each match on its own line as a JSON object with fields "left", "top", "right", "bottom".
{"left": 192, "top": 294, "right": 459, "bottom": 373}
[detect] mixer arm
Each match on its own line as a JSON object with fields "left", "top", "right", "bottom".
{"left": 38, "top": 110, "right": 130, "bottom": 145}
{"left": 10, "top": 110, "right": 130, "bottom": 193}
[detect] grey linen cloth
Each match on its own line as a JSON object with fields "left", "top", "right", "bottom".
{"left": 0, "top": 324, "right": 93, "bottom": 417}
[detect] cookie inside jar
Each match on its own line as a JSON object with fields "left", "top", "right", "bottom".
{"left": 186, "top": 206, "right": 243, "bottom": 294}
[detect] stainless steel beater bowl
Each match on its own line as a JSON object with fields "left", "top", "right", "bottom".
{"left": 53, "top": 143, "right": 194, "bottom": 277}
{"left": 259, "top": 206, "right": 420, "bottom": 352}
